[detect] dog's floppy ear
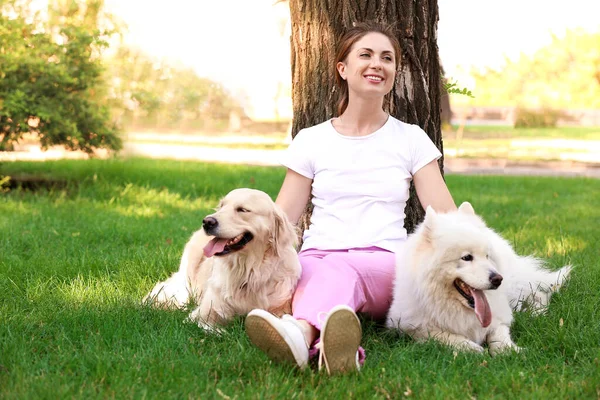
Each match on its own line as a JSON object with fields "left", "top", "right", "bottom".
{"left": 270, "top": 204, "right": 298, "bottom": 256}
{"left": 458, "top": 202, "right": 475, "bottom": 215}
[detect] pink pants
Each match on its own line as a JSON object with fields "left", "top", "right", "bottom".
{"left": 291, "top": 246, "right": 396, "bottom": 362}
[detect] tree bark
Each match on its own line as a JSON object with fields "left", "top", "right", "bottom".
{"left": 288, "top": 0, "right": 444, "bottom": 238}
{"left": 440, "top": 66, "right": 453, "bottom": 127}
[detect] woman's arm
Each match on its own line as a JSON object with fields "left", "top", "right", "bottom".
{"left": 275, "top": 169, "right": 313, "bottom": 225}
{"left": 413, "top": 160, "right": 457, "bottom": 213}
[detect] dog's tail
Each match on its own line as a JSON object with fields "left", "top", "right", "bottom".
{"left": 506, "top": 258, "right": 572, "bottom": 315}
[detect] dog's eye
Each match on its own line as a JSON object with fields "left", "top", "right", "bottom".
{"left": 236, "top": 207, "right": 250, "bottom": 213}
{"left": 461, "top": 254, "right": 473, "bottom": 262}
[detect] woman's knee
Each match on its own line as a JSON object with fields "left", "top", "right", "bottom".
{"left": 300, "top": 256, "right": 359, "bottom": 285}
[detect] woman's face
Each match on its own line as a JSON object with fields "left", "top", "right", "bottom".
{"left": 337, "top": 32, "right": 397, "bottom": 100}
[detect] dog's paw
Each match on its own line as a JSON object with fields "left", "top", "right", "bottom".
{"left": 184, "top": 313, "right": 224, "bottom": 335}
{"left": 142, "top": 284, "right": 165, "bottom": 305}
{"left": 143, "top": 283, "right": 189, "bottom": 310}
{"left": 488, "top": 341, "right": 522, "bottom": 357}
{"left": 455, "top": 340, "right": 485, "bottom": 353}
{"left": 197, "top": 321, "right": 225, "bottom": 335}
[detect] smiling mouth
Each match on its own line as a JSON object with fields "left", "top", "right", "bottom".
{"left": 203, "top": 232, "right": 254, "bottom": 257}
{"left": 365, "top": 75, "right": 383, "bottom": 82}
{"left": 453, "top": 278, "right": 493, "bottom": 328}
{"left": 454, "top": 279, "right": 475, "bottom": 308}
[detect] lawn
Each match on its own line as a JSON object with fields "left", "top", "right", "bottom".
{"left": 121, "top": 126, "right": 600, "bottom": 164}
{"left": 124, "top": 125, "right": 600, "bottom": 149}
{"left": 442, "top": 125, "right": 600, "bottom": 162}
{"left": 1, "top": 158, "right": 599, "bottom": 399}
{"left": 446, "top": 125, "right": 600, "bottom": 141}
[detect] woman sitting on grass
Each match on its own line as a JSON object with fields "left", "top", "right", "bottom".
{"left": 245, "top": 21, "right": 457, "bottom": 375}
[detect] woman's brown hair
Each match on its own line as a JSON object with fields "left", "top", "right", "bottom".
{"left": 334, "top": 21, "right": 401, "bottom": 116}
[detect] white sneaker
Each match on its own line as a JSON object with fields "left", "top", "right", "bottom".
{"left": 316, "top": 305, "right": 362, "bottom": 375}
{"left": 245, "top": 309, "right": 309, "bottom": 369}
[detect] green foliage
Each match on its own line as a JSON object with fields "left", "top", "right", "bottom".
{"left": 0, "top": 0, "right": 121, "bottom": 153}
{"left": 513, "top": 107, "right": 567, "bottom": 128}
{"left": 443, "top": 77, "right": 475, "bottom": 98}
{"left": 1, "top": 0, "right": 244, "bottom": 144}
{"left": 472, "top": 29, "right": 600, "bottom": 109}
{"left": 105, "top": 47, "right": 241, "bottom": 132}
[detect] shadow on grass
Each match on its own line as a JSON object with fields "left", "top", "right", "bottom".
{"left": 1, "top": 158, "right": 286, "bottom": 200}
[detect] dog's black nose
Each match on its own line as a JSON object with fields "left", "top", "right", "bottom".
{"left": 202, "top": 216, "right": 218, "bottom": 232}
{"left": 489, "top": 272, "right": 503, "bottom": 289}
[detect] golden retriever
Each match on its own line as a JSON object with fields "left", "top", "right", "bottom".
{"left": 143, "top": 188, "right": 301, "bottom": 331}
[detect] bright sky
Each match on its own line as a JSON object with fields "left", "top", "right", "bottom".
{"left": 103, "top": 0, "right": 599, "bottom": 119}
{"left": 437, "top": 0, "right": 600, "bottom": 85}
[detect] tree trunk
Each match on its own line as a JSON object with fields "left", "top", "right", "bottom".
{"left": 288, "top": 0, "right": 444, "bottom": 238}
{"left": 440, "top": 65, "right": 452, "bottom": 127}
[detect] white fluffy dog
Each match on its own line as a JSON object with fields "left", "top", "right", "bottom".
{"left": 143, "top": 188, "right": 301, "bottom": 331}
{"left": 386, "top": 202, "right": 571, "bottom": 355}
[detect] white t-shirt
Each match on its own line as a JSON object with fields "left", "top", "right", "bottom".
{"left": 280, "top": 115, "right": 442, "bottom": 253}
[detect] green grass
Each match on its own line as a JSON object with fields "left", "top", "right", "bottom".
{"left": 446, "top": 125, "right": 600, "bottom": 140}
{"left": 124, "top": 126, "right": 600, "bottom": 164}
{"left": 126, "top": 138, "right": 288, "bottom": 151}
{"left": 441, "top": 125, "right": 600, "bottom": 162}
{"left": 1, "top": 158, "right": 599, "bottom": 399}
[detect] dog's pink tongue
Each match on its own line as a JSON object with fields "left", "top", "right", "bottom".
{"left": 472, "top": 289, "right": 492, "bottom": 328}
{"left": 203, "top": 238, "right": 228, "bottom": 257}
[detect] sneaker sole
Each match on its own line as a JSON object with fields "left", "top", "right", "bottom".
{"left": 245, "top": 313, "right": 298, "bottom": 366}
{"left": 321, "top": 307, "right": 362, "bottom": 374}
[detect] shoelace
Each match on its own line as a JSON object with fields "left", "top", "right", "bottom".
{"left": 315, "top": 340, "right": 325, "bottom": 370}
{"left": 315, "top": 311, "right": 329, "bottom": 370}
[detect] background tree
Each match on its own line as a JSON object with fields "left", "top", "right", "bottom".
{"left": 471, "top": 29, "right": 600, "bottom": 110}
{"left": 0, "top": 0, "right": 121, "bottom": 153}
{"left": 288, "top": 0, "right": 444, "bottom": 235}
{"left": 105, "top": 46, "right": 241, "bottom": 132}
